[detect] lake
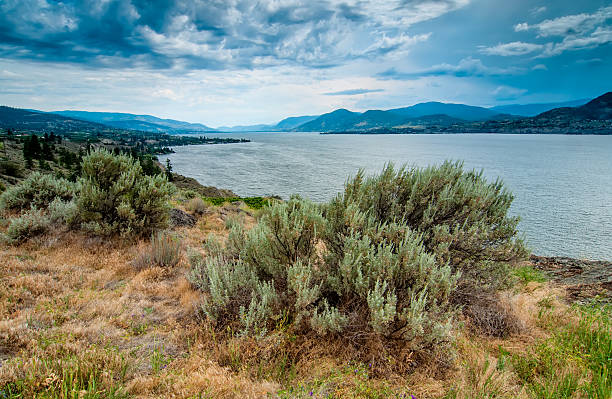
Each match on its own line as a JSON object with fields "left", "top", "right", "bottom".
{"left": 166, "top": 132, "right": 612, "bottom": 260}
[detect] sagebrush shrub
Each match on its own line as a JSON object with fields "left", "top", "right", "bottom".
{"left": 77, "top": 149, "right": 176, "bottom": 237}
{"left": 47, "top": 198, "right": 79, "bottom": 227}
{"left": 133, "top": 231, "right": 182, "bottom": 269}
{"left": 0, "top": 160, "right": 24, "bottom": 178}
{"left": 190, "top": 195, "right": 457, "bottom": 353}
{"left": 186, "top": 197, "right": 208, "bottom": 216}
{"left": 4, "top": 208, "right": 50, "bottom": 244}
{"left": 190, "top": 162, "right": 526, "bottom": 361}
{"left": 328, "top": 161, "right": 527, "bottom": 299}
{"left": 0, "top": 172, "right": 75, "bottom": 212}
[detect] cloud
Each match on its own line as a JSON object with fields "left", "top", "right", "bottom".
{"left": 519, "top": 6, "right": 612, "bottom": 37}
{"left": 532, "top": 64, "right": 547, "bottom": 71}
{"left": 530, "top": 6, "right": 547, "bottom": 16}
{"left": 479, "top": 41, "right": 544, "bottom": 56}
{"left": 512, "top": 6, "right": 612, "bottom": 57}
{"left": 541, "top": 27, "right": 612, "bottom": 56}
{"left": 0, "top": 0, "right": 469, "bottom": 70}
{"left": 514, "top": 23, "right": 530, "bottom": 32}
{"left": 575, "top": 58, "right": 604, "bottom": 65}
{"left": 377, "top": 57, "right": 522, "bottom": 79}
{"left": 324, "top": 88, "right": 384, "bottom": 96}
{"left": 492, "top": 85, "right": 527, "bottom": 101}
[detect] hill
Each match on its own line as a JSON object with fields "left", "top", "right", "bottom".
{"left": 54, "top": 110, "right": 217, "bottom": 133}
{"left": 388, "top": 101, "right": 498, "bottom": 121}
{"left": 274, "top": 115, "right": 318, "bottom": 130}
{"left": 535, "top": 92, "right": 612, "bottom": 121}
{"left": 294, "top": 101, "right": 503, "bottom": 132}
{"left": 490, "top": 99, "right": 589, "bottom": 117}
{"left": 296, "top": 108, "right": 361, "bottom": 131}
{"left": 0, "top": 106, "right": 111, "bottom": 133}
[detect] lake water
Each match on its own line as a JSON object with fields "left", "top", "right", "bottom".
{"left": 166, "top": 132, "right": 612, "bottom": 260}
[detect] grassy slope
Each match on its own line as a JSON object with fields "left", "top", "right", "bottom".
{"left": 0, "top": 202, "right": 609, "bottom": 398}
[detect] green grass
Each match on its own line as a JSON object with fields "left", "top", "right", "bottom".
{"left": 276, "top": 362, "right": 414, "bottom": 399}
{"left": 510, "top": 303, "right": 611, "bottom": 399}
{"left": 203, "top": 196, "right": 272, "bottom": 209}
{"left": 513, "top": 265, "right": 548, "bottom": 285}
{"left": 0, "top": 365, "right": 130, "bottom": 399}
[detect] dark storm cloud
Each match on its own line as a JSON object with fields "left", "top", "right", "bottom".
{"left": 0, "top": 0, "right": 465, "bottom": 70}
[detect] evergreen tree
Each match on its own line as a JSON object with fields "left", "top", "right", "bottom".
{"left": 42, "top": 141, "right": 54, "bottom": 161}
{"left": 165, "top": 159, "right": 173, "bottom": 181}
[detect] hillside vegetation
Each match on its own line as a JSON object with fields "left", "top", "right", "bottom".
{"left": 0, "top": 150, "right": 609, "bottom": 398}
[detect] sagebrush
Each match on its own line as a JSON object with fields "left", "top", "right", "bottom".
{"left": 190, "top": 161, "right": 526, "bottom": 365}
{"left": 77, "top": 149, "right": 176, "bottom": 237}
{"left": 0, "top": 172, "right": 75, "bottom": 212}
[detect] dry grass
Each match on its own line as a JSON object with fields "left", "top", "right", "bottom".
{"left": 0, "top": 206, "right": 601, "bottom": 399}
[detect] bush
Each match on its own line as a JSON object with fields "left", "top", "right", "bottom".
{"left": 327, "top": 161, "right": 527, "bottom": 301}
{"left": 185, "top": 197, "right": 208, "bottom": 216}
{"left": 77, "top": 149, "right": 176, "bottom": 237}
{"left": 4, "top": 208, "right": 50, "bottom": 244}
{"left": 190, "top": 162, "right": 527, "bottom": 365}
{"left": 0, "top": 160, "right": 24, "bottom": 178}
{"left": 47, "top": 198, "right": 79, "bottom": 227}
{"left": 0, "top": 172, "right": 75, "bottom": 212}
{"left": 132, "top": 231, "right": 182, "bottom": 269}
{"left": 190, "top": 195, "right": 457, "bottom": 358}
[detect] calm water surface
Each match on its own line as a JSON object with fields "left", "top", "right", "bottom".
{"left": 167, "top": 133, "right": 612, "bottom": 260}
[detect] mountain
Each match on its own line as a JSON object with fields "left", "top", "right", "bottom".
{"left": 534, "top": 92, "right": 612, "bottom": 121}
{"left": 216, "top": 115, "right": 318, "bottom": 132}
{"left": 293, "top": 102, "right": 503, "bottom": 132}
{"left": 295, "top": 109, "right": 361, "bottom": 131}
{"left": 216, "top": 124, "right": 275, "bottom": 132}
{"left": 274, "top": 115, "right": 318, "bottom": 130}
{"left": 490, "top": 99, "right": 589, "bottom": 117}
{"left": 53, "top": 110, "right": 216, "bottom": 133}
{"left": 0, "top": 106, "right": 110, "bottom": 133}
{"left": 388, "top": 102, "right": 499, "bottom": 121}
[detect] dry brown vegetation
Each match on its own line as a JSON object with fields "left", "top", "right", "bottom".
{"left": 2, "top": 203, "right": 606, "bottom": 399}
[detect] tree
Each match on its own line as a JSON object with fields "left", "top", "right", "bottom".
{"left": 165, "top": 159, "right": 173, "bottom": 181}
{"left": 42, "top": 141, "right": 54, "bottom": 161}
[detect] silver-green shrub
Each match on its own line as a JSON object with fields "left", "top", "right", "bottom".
{"left": 47, "top": 198, "right": 79, "bottom": 227}
{"left": 327, "top": 161, "right": 527, "bottom": 298}
{"left": 0, "top": 172, "right": 75, "bottom": 212}
{"left": 77, "top": 149, "right": 176, "bottom": 237}
{"left": 190, "top": 162, "right": 527, "bottom": 358}
{"left": 190, "top": 194, "right": 458, "bottom": 353}
{"left": 4, "top": 208, "right": 50, "bottom": 244}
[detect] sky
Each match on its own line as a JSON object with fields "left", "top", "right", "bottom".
{"left": 0, "top": 0, "right": 611, "bottom": 126}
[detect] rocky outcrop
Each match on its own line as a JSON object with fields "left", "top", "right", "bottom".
{"left": 530, "top": 255, "right": 612, "bottom": 303}
{"left": 169, "top": 208, "right": 196, "bottom": 228}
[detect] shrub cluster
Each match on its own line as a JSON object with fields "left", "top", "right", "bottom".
{"left": 1, "top": 149, "right": 176, "bottom": 242}
{"left": 77, "top": 149, "right": 176, "bottom": 237}
{"left": 0, "top": 172, "right": 75, "bottom": 212}
{"left": 190, "top": 162, "right": 527, "bottom": 362}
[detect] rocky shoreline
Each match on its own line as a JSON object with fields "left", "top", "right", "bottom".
{"left": 530, "top": 255, "right": 612, "bottom": 303}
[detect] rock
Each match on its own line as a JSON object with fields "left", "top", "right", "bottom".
{"left": 530, "top": 255, "right": 612, "bottom": 303}
{"left": 169, "top": 208, "right": 196, "bottom": 228}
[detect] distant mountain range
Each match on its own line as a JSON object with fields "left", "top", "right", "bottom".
{"left": 0, "top": 106, "right": 113, "bottom": 133}
{"left": 217, "top": 115, "right": 318, "bottom": 132}
{"left": 1, "top": 93, "right": 609, "bottom": 135}
{"left": 490, "top": 99, "right": 589, "bottom": 117}
{"left": 294, "top": 94, "right": 610, "bottom": 134}
{"left": 53, "top": 110, "right": 216, "bottom": 133}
